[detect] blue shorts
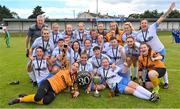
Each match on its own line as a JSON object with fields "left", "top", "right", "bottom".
{"left": 158, "top": 48, "right": 166, "bottom": 62}
{"left": 117, "top": 77, "right": 130, "bottom": 93}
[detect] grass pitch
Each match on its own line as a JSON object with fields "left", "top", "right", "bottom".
{"left": 0, "top": 32, "right": 180, "bottom": 108}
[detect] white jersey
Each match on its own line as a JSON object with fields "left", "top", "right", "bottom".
{"left": 97, "top": 42, "right": 111, "bottom": 54}
{"left": 106, "top": 45, "right": 125, "bottom": 67}
{"left": 89, "top": 37, "right": 98, "bottom": 46}
{"left": 50, "top": 32, "right": 63, "bottom": 47}
{"left": 31, "top": 37, "right": 54, "bottom": 56}
{"left": 74, "top": 29, "right": 90, "bottom": 46}
{"left": 61, "top": 31, "right": 76, "bottom": 43}
{"left": 136, "top": 23, "right": 164, "bottom": 52}
{"left": 70, "top": 48, "right": 81, "bottom": 64}
{"left": 82, "top": 46, "right": 94, "bottom": 59}
{"left": 79, "top": 62, "right": 93, "bottom": 73}
{"left": 31, "top": 58, "right": 50, "bottom": 83}
{"left": 124, "top": 42, "right": 140, "bottom": 57}
{"left": 88, "top": 54, "right": 111, "bottom": 69}
{"left": 97, "top": 66, "right": 123, "bottom": 89}
{"left": 122, "top": 31, "right": 138, "bottom": 42}
{"left": 51, "top": 46, "right": 71, "bottom": 67}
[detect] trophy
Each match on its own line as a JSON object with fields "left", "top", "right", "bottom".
{"left": 93, "top": 75, "right": 101, "bottom": 97}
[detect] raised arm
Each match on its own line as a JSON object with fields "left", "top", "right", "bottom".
{"left": 156, "top": 2, "right": 175, "bottom": 25}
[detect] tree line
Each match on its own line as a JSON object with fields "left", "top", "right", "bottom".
{"left": 128, "top": 9, "right": 180, "bottom": 19}
{"left": 0, "top": 5, "right": 180, "bottom": 22}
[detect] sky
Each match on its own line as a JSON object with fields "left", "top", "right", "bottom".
{"left": 0, "top": 0, "right": 179, "bottom": 18}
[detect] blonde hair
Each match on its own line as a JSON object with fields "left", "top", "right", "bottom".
{"left": 78, "top": 22, "right": 85, "bottom": 26}
{"left": 123, "top": 22, "right": 135, "bottom": 31}
{"left": 41, "top": 27, "right": 50, "bottom": 34}
{"left": 97, "top": 34, "right": 103, "bottom": 38}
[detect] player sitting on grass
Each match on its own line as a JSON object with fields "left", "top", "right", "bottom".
{"left": 97, "top": 57, "right": 159, "bottom": 102}
{"left": 8, "top": 62, "right": 80, "bottom": 105}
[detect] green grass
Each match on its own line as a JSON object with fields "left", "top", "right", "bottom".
{"left": 0, "top": 31, "right": 180, "bottom": 108}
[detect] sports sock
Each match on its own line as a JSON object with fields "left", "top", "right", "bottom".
{"left": 20, "top": 94, "right": 43, "bottom": 104}
{"left": 152, "top": 86, "right": 160, "bottom": 94}
{"left": 136, "top": 86, "right": 151, "bottom": 98}
{"left": 150, "top": 77, "right": 160, "bottom": 86}
{"left": 133, "top": 90, "right": 149, "bottom": 100}
{"left": 164, "top": 71, "right": 169, "bottom": 84}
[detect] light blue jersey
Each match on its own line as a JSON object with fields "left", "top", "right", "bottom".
{"left": 122, "top": 31, "right": 138, "bottom": 42}
{"left": 82, "top": 46, "right": 94, "bottom": 59}
{"left": 51, "top": 46, "right": 71, "bottom": 67}
{"left": 50, "top": 32, "right": 63, "bottom": 47}
{"left": 88, "top": 54, "right": 111, "bottom": 69}
{"left": 136, "top": 23, "right": 164, "bottom": 52}
{"left": 97, "top": 42, "right": 111, "bottom": 54}
{"left": 74, "top": 30, "right": 90, "bottom": 46}
{"left": 106, "top": 45, "right": 125, "bottom": 67}
{"left": 97, "top": 66, "right": 123, "bottom": 89}
{"left": 31, "top": 37, "right": 54, "bottom": 56}
{"left": 61, "top": 31, "right": 76, "bottom": 43}
{"left": 97, "top": 66, "right": 130, "bottom": 93}
{"left": 124, "top": 42, "right": 140, "bottom": 57}
{"left": 70, "top": 48, "right": 81, "bottom": 64}
{"left": 89, "top": 37, "right": 98, "bottom": 46}
{"left": 31, "top": 58, "right": 50, "bottom": 84}
{"left": 79, "top": 62, "right": 93, "bottom": 73}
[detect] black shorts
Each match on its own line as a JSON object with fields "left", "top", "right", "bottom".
{"left": 145, "top": 68, "right": 166, "bottom": 82}
{"left": 34, "top": 80, "right": 55, "bottom": 105}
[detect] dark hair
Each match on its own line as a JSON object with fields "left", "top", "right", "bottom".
{"left": 140, "top": 42, "right": 152, "bottom": 56}
{"left": 110, "top": 36, "right": 117, "bottom": 41}
{"left": 84, "top": 39, "right": 92, "bottom": 44}
{"left": 90, "top": 29, "right": 97, "bottom": 35}
{"left": 36, "top": 46, "right": 44, "bottom": 53}
{"left": 72, "top": 61, "right": 79, "bottom": 66}
{"left": 140, "top": 18, "right": 148, "bottom": 23}
{"left": 58, "top": 38, "right": 64, "bottom": 42}
{"left": 71, "top": 40, "right": 82, "bottom": 54}
{"left": 93, "top": 46, "right": 100, "bottom": 51}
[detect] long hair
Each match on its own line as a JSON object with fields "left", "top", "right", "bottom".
{"left": 140, "top": 42, "right": 152, "bottom": 56}
{"left": 110, "top": 21, "right": 120, "bottom": 35}
{"left": 123, "top": 22, "right": 135, "bottom": 31}
{"left": 71, "top": 40, "right": 82, "bottom": 55}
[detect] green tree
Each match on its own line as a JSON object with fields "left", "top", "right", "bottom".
{"left": 128, "top": 9, "right": 179, "bottom": 18}
{"left": 0, "top": 5, "right": 13, "bottom": 21}
{"left": 168, "top": 9, "right": 180, "bottom": 18}
{"left": 28, "top": 6, "right": 45, "bottom": 19}
{"left": 11, "top": 12, "right": 20, "bottom": 19}
{"left": 128, "top": 14, "right": 141, "bottom": 19}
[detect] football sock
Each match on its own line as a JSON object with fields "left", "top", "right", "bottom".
{"left": 133, "top": 90, "right": 149, "bottom": 100}
{"left": 20, "top": 94, "right": 43, "bottom": 104}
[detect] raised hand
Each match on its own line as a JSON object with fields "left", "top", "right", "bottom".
{"left": 169, "top": 2, "right": 175, "bottom": 10}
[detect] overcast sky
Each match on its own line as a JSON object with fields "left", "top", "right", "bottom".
{"left": 0, "top": 0, "right": 179, "bottom": 18}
